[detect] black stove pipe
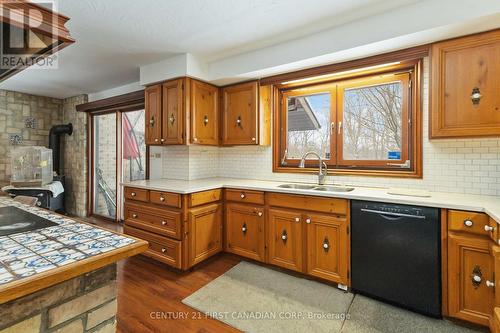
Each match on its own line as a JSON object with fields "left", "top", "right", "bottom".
{"left": 49, "top": 123, "right": 73, "bottom": 176}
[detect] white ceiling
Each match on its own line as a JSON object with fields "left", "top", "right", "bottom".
{"left": 0, "top": 0, "right": 418, "bottom": 98}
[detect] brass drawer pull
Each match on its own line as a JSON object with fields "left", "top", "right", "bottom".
{"left": 131, "top": 192, "right": 136, "bottom": 197}
{"left": 471, "top": 87, "right": 482, "bottom": 105}
{"left": 464, "top": 219, "right": 473, "bottom": 227}
{"left": 257, "top": 211, "right": 263, "bottom": 217}
{"left": 242, "top": 223, "right": 247, "bottom": 234}
{"left": 161, "top": 221, "right": 167, "bottom": 226}
{"left": 486, "top": 280, "right": 495, "bottom": 288}
{"left": 154, "top": 138, "right": 159, "bottom": 143}
{"left": 132, "top": 214, "right": 138, "bottom": 218}
{"left": 305, "top": 218, "right": 311, "bottom": 224}
{"left": 161, "top": 248, "right": 167, "bottom": 253}
{"left": 160, "top": 196, "right": 165, "bottom": 202}
{"left": 240, "top": 193, "right": 245, "bottom": 199}
{"left": 294, "top": 217, "right": 300, "bottom": 223}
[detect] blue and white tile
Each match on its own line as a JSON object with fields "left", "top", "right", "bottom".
{"left": 63, "top": 223, "right": 94, "bottom": 233}
{"left": 0, "top": 237, "right": 18, "bottom": 250}
{"left": 80, "top": 229, "right": 114, "bottom": 240}
{"left": 25, "top": 239, "right": 64, "bottom": 254}
{"left": 75, "top": 240, "right": 115, "bottom": 255}
{"left": 10, "top": 232, "right": 46, "bottom": 244}
{"left": 0, "top": 271, "right": 14, "bottom": 284}
{"left": 55, "top": 233, "right": 92, "bottom": 246}
{"left": 0, "top": 246, "right": 36, "bottom": 262}
{"left": 5, "top": 255, "right": 56, "bottom": 277}
{"left": 42, "top": 248, "right": 87, "bottom": 266}
{"left": 102, "top": 235, "right": 136, "bottom": 248}
{"left": 40, "top": 226, "right": 72, "bottom": 238}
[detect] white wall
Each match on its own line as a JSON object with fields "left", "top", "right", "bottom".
{"left": 88, "top": 81, "right": 143, "bottom": 102}
{"left": 155, "top": 58, "right": 500, "bottom": 196}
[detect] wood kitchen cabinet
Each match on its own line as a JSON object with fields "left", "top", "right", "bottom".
{"left": 430, "top": 29, "right": 500, "bottom": 138}
{"left": 305, "top": 212, "right": 349, "bottom": 285}
{"left": 187, "top": 203, "right": 223, "bottom": 267}
{"left": 145, "top": 84, "right": 162, "bottom": 145}
{"left": 144, "top": 77, "right": 219, "bottom": 145}
{"left": 225, "top": 203, "right": 265, "bottom": 262}
{"left": 268, "top": 208, "right": 304, "bottom": 272}
{"left": 221, "top": 81, "right": 271, "bottom": 145}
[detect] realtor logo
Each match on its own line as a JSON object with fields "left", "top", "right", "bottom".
{"left": 0, "top": 0, "right": 59, "bottom": 70}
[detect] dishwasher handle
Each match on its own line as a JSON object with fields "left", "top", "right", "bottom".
{"left": 360, "top": 208, "right": 426, "bottom": 219}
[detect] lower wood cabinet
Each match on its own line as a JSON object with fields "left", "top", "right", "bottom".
{"left": 268, "top": 208, "right": 304, "bottom": 272}
{"left": 187, "top": 203, "right": 223, "bottom": 267}
{"left": 448, "top": 232, "right": 494, "bottom": 326}
{"left": 305, "top": 213, "right": 349, "bottom": 285}
{"left": 225, "top": 203, "right": 265, "bottom": 262}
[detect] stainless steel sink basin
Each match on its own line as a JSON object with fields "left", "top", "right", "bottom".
{"left": 278, "top": 183, "right": 355, "bottom": 192}
{"left": 313, "top": 186, "right": 355, "bottom": 192}
{"left": 277, "top": 184, "right": 317, "bottom": 190}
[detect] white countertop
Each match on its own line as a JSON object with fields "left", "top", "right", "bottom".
{"left": 123, "top": 177, "right": 500, "bottom": 224}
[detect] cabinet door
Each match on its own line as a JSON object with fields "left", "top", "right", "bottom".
{"left": 431, "top": 30, "right": 500, "bottom": 138}
{"left": 448, "top": 232, "right": 494, "bottom": 326}
{"left": 225, "top": 203, "right": 265, "bottom": 262}
{"left": 162, "top": 79, "right": 184, "bottom": 144}
{"left": 268, "top": 208, "right": 303, "bottom": 272}
{"left": 145, "top": 84, "right": 162, "bottom": 145}
{"left": 188, "top": 203, "right": 222, "bottom": 267}
{"left": 222, "top": 81, "right": 258, "bottom": 145}
{"left": 305, "top": 213, "right": 348, "bottom": 284}
{"left": 190, "top": 80, "right": 219, "bottom": 145}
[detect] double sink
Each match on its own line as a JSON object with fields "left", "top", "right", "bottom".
{"left": 277, "top": 183, "right": 355, "bottom": 192}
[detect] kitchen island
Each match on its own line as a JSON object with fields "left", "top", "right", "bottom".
{"left": 0, "top": 198, "right": 147, "bottom": 333}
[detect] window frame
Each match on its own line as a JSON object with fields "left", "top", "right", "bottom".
{"left": 273, "top": 58, "right": 423, "bottom": 178}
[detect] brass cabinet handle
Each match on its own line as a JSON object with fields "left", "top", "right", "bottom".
{"left": 132, "top": 213, "right": 138, "bottom": 218}
{"left": 131, "top": 192, "right": 136, "bottom": 197}
{"left": 294, "top": 217, "right": 300, "bottom": 223}
{"left": 160, "top": 196, "right": 165, "bottom": 202}
{"left": 257, "top": 211, "right": 263, "bottom": 217}
{"left": 169, "top": 113, "right": 176, "bottom": 125}
{"left": 240, "top": 193, "right": 246, "bottom": 199}
{"left": 281, "top": 230, "right": 287, "bottom": 243}
{"left": 203, "top": 115, "right": 209, "bottom": 125}
{"left": 154, "top": 138, "right": 159, "bottom": 143}
{"left": 471, "top": 87, "right": 482, "bottom": 105}
{"left": 149, "top": 116, "right": 155, "bottom": 126}
{"left": 323, "top": 237, "right": 330, "bottom": 252}
{"left": 242, "top": 223, "right": 247, "bottom": 234}
{"left": 161, "top": 248, "right": 167, "bottom": 253}
{"left": 485, "top": 225, "right": 495, "bottom": 232}
{"left": 161, "top": 221, "right": 167, "bottom": 226}
{"left": 486, "top": 280, "right": 495, "bottom": 288}
{"left": 471, "top": 265, "right": 482, "bottom": 288}
{"left": 236, "top": 116, "right": 242, "bottom": 126}
{"left": 160, "top": 138, "right": 165, "bottom": 143}
{"left": 464, "top": 219, "right": 473, "bottom": 227}
{"left": 305, "top": 218, "right": 311, "bottom": 224}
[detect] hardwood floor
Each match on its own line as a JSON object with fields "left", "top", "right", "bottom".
{"left": 86, "top": 218, "right": 242, "bottom": 333}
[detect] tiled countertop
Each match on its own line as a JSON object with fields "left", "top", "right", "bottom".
{"left": 123, "top": 177, "right": 500, "bottom": 224}
{"left": 0, "top": 198, "right": 147, "bottom": 304}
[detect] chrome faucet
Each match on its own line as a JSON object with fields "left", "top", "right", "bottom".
{"left": 298, "top": 151, "right": 328, "bottom": 185}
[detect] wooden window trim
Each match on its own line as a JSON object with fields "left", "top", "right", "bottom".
{"left": 272, "top": 59, "right": 423, "bottom": 178}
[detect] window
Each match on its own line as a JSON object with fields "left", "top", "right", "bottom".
{"left": 275, "top": 60, "right": 422, "bottom": 177}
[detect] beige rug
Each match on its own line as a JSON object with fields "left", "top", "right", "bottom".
{"left": 182, "top": 261, "right": 483, "bottom": 333}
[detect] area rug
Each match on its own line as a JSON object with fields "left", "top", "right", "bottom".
{"left": 182, "top": 261, "right": 483, "bottom": 333}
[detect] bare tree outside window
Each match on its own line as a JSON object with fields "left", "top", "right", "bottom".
{"left": 286, "top": 93, "right": 330, "bottom": 159}
{"left": 343, "top": 81, "right": 403, "bottom": 160}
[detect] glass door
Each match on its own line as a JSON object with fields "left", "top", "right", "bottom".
{"left": 92, "top": 113, "right": 117, "bottom": 219}
{"left": 91, "top": 109, "right": 146, "bottom": 221}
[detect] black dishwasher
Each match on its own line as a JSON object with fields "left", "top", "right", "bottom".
{"left": 351, "top": 200, "right": 441, "bottom": 317}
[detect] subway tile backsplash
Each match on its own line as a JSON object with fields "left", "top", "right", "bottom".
{"left": 157, "top": 58, "right": 500, "bottom": 197}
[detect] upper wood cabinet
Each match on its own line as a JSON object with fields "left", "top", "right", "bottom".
{"left": 431, "top": 30, "right": 500, "bottom": 138}
{"left": 145, "top": 84, "right": 162, "bottom": 145}
{"left": 191, "top": 80, "right": 219, "bottom": 145}
{"left": 144, "top": 78, "right": 219, "bottom": 145}
{"left": 221, "top": 81, "right": 271, "bottom": 145}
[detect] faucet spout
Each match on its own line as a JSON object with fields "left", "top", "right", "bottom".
{"left": 298, "top": 151, "right": 328, "bottom": 185}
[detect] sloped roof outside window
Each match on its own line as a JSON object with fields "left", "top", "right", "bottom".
{"left": 287, "top": 97, "right": 321, "bottom": 131}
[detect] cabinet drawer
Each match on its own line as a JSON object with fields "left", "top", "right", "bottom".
{"left": 124, "top": 203, "right": 182, "bottom": 239}
{"left": 226, "top": 189, "right": 264, "bottom": 205}
{"left": 150, "top": 190, "right": 181, "bottom": 208}
{"left": 124, "top": 187, "right": 149, "bottom": 202}
{"left": 448, "top": 210, "right": 490, "bottom": 236}
{"left": 267, "top": 193, "right": 347, "bottom": 216}
{"left": 189, "top": 189, "right": 222, "bottom": 207}
{"left": 124, "top": 225, "right": 182, "bottom": 269}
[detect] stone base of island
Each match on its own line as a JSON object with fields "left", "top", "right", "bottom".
{"left": 0, "top": 198, "right": 148, "bottom": 333}
{"left": 1, "top": 264, "right": 117, "bottom": 333}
